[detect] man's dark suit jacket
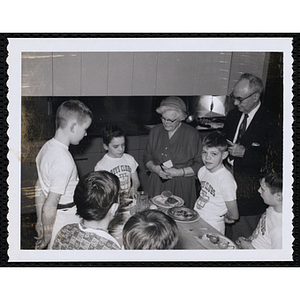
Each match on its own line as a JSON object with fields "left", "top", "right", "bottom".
{"left": 223, "top": 104, "right": 282, "bottom": 216}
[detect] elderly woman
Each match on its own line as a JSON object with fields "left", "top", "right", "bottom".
{"left": 144, "top": 97, "right": 203, "bottom": 208}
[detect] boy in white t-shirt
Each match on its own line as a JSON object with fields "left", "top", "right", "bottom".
{"left": 94, "top": 125, "right": 140, "bottom": 198}
{"left": 236, "top": 172, "right": 282, "bottom": 249}
{"left": 35, "top": 100, "right": 93, "bottom": 249}
{"left": 194, "top": 131, "right": 239, "bottom": 234}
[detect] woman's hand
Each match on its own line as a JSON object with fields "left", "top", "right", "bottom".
{"left": 157, "top": 165, "right": 172, "bottom": 180}
{"left": 164, "top": 167, "right": 182, "bottom": 178}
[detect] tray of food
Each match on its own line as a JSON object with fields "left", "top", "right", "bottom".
{"left": 167, "top": 207, "right": 200, "bottom": 223}
{"left": 151, "top": 192, "right": 184, "bottom": 209}
{"left": 196, "top": 232, "right": 236, "bottom": 249}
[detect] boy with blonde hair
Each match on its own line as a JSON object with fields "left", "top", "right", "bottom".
{"left": 122, "top": 209, "right": 179, "bottom": 250}
{"left": 35, "top": 100, "right": 93, "bottom": 249}
{"left": 194, "top": 131, "right": 239, "bottom": 234}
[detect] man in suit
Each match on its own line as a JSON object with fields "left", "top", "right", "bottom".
{"left": 223, "top": 73, "right": 282, "bottom": 241}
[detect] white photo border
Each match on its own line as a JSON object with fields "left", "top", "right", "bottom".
{"left": 7, "top": 37, "right": 294, "bottom": 262}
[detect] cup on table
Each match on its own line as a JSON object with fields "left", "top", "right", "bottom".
{"left": 136, "top": 191, "right": 150, "bottom": 212}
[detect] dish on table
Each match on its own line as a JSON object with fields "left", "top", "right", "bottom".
{"left": 198, "top": 233, "right": 236, "bottom": 249}
{"left": 151, "top": 195, "right": 184, "bottom": 208}
{"left": 167, "top": 207, "right": 200, "bottom": 223}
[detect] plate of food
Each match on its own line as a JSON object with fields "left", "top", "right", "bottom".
{"left": 198, "top": 233, "right": 236, "bottom": 249}
{"left": 167, "top": 207, "right": 200, "bottom": 223}
{"left": 151, "top": 193, "right": 184, "bottom": 208}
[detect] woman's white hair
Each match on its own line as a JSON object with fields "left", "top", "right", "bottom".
{"left": 156, "top": 96, "right": 187, "bottom": 121}
{"left": 156, "top": 106, "right": 187, "bottom": 121}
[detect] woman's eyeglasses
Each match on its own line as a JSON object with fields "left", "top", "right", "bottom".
{"left": 230, "top": 91, "right": 258, "bottom": 104}
{"left": 160, "top": 117, "right": 178, "bottom": 124}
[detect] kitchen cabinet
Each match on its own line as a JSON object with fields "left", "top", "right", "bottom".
{"left": 53, "top": 52, "right": 81, "bottom": 96}
{"left": 194, "top": 52, "right": 232, "bottom": 95}
{"left": 81, "top": 52, "right": 109, "bottom": 96}
{"left": 156, "top": 52, "right": 198, "bottom": 95}
{"left": 22, "top": 51, "right": 270, "bottom": 97}
{"left": 132, "top": 52, "right": 157, "bottom": 95}
{"left": 22, "top": 52, "right": 52, "bottom": 96}
{"left": 108, "top": 52, "right": 134, "bottom": 95}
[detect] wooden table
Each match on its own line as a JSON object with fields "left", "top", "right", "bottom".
{"left": 111, "top": 201, "right": 235, "bottom": 250}
{"left": 174, "top": 217, "right": 224, "bottom": 249}
{"left": 156, "top": 206, "right": 228, "bottom": 249}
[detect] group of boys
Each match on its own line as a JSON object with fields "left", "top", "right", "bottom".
{"left": 35, "top": 100, "right": 177, "bottom": 250}
{"left": 34, "top": 72, "right": 283, "bottom": 251}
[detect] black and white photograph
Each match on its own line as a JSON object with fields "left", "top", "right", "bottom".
{"left": 6, "top": 37, "right": 293, "bottom": 262}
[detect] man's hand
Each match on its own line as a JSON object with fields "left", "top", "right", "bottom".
{"left": 228, "top": 143, "right": 246, "bottom": 158}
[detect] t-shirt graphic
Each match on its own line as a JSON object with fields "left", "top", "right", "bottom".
{"left": 250, "top": 212, "right": 267, "bottom": 240}
{"left": 195, "top": 181, "right": 214, "bottom": 210}
{"left": 94, "top": 153, "right": 138, "bottom": 195}
{"left": 110, "top": 164, "right": 131, "bottom": 193}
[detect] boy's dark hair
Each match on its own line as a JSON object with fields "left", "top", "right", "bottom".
{"left": 122, "top": 210, "right": 179, "bottom": 250}
{"left": 102, "top": 125, "right": 125, "bottom": 146}
{"left": 74, "top": 171, "right": 120, "bottom": 221}
{"left": 56, "top": 100, "right": 93, "bottom": 130}
{"left": 263, "top": 172, "right": 283, "bottom": 195}
{"left": 202, "top": 131, "right": 228, "bottom": 152}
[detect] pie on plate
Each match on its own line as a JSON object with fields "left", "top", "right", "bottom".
{"left": 151, "top": 195, "right": 184, "bottom": 208}
{"left": 167, "top": 207, "right": 200, "bottom": 223}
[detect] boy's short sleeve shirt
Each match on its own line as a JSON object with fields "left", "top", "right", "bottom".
{"left": 250, "top": 206, "right": 282, "bottom": 249}
{"left": 52, "top": 222, "right": 121, "bottom": 250}
{"left": 94, "top": 153, "right": 138, "bottom": 194}
{"left": 194, "top": 165, "right": 237, "bottom": 219}
{"left": 36, "top": 138, "right": 79, "bottom": 204}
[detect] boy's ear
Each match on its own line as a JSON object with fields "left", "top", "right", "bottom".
{"left": 275, "top": 192, "right": 283, "bottom": 203}
{"left": 103, "top": 144, "right": 108, "bottom": 151}
{"left": 222, "top": 150, "right": 229, "bottom": 160}
{"left": 70, "top": 122, "right": 77, "bottom": 133}
{"left": 109, "top": 203, "right": 119, "bottom": 217}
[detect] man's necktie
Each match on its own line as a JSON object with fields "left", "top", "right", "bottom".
{"left": 236, "top": 114, "right": 248, "bottom": 143}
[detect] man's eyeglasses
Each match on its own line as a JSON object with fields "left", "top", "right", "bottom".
{"left": 160, "top": 117, "right": 178, "bottom": 124}
{"left": 230, "top": 91, "right": 258, "bottom": 104}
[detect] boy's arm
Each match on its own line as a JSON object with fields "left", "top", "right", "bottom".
{"left": 35, "top": 180, "right": 46, "bottom": 240}
{"left": 225, "top": 200, "right": 239, "bottom": 223}
{"left": 35, "top": 191, "right": 61, "bottom": 249}
{"left": 129, "top": 171, "right": 140, "bottom": 198}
